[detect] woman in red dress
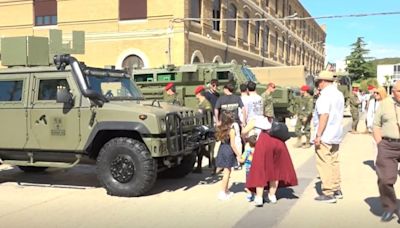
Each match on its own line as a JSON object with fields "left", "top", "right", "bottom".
{"left": 244, "top": 117, "right": 298, "bottom": 206}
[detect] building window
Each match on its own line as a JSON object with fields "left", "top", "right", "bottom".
{"left": 394, "top": 65, "right": 400, "bottom": 75}
{"left": 243, "top": 13, "right": 249, "bottom": 43}
{"left": 254, "top": 21, "right": 260, "bottom": 47}
{"left": 262, "top": 25, "right": 269, "bottom": 53}
{"left": 0, "top": 80, "right": 23, "bottom": 101}
{"left": 275, "top": 31, "right": 279, "bottom": 55}
{"left": 266, "top": 0, "right": 269, "bottom": 7}
{"left": 34, "top": 0, "right": 57, "bottom": 26}
{"left": 122, "top": 55, "right": 144, "bottom": 74}
{"left": 212, "top": 0, "right": 221, "bottom": 31}
{"left": 191, "top": 0, "right": 202, "bottom": 23}
{"left": 228, "top": 4, "right": 237, "bottom": 38}
{"left": 275, "top": 0, "right": 279, "bottom": 15}
{"left": 119, "top": 0, "right": 147, "bottom": 21}
{"left": 287, "top": 40, "right": 291, "bottom": 62}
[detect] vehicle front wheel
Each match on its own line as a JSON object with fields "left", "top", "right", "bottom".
{"left": 18, "top": 166, "right": 48, "bottom": 172}
{"left": 96, "top": 137, "right": 157, "bottom": 197}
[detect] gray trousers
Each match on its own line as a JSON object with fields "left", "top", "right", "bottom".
{"left": 376, "top": 139, "right": 400, "bottom": 212}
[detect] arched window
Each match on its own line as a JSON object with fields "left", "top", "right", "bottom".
{"left": 282, "top": 36, "right": 286, "bottom": 60}
{"left": 243, "top": 12, "right": 249, "bottom": 43}
{"left": 263, "top": 25, "right": 269, "bottom": 53}
{"left": 192, "top": 56, "right": 201, "bottom": 63}
{"left": 254, "top": 21, "right": 260, "bottom": 47}
{"left": 213, "top": 55, "right": 223, "bottom": 63}
{"left": 275, "top": 31, "right": 279, "bottom": 56}
{"left": 191, "top": 0, "right": 202, "bottom": 23}
{"left": 228, "top": 4, "right": 237, "bottom": 38}
{"left": 212, "top": 0, "right": 220, "bottom": 31}
{"left": 122, "top": 55, "right": 144, "bottom": 74}
{"left": 191, "top": 50, "right": 205, "bottom": 64}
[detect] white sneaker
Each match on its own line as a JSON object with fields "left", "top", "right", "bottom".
{"left": 268, "top": 194, "right": 277, "bottom": 204}
{"left": 254, "top": 196, "right": 263, "bottom": 207}
{"left": 218, "top": 191, "right": 233, "bottom": 200}
{"left": 246, "top": 194, "right": 254, "bottom": 202}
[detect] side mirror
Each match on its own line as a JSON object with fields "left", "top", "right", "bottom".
{"left": 56, "top": 86, "right": 73, "bottom": 104}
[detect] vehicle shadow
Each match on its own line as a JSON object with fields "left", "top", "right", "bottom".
{"left": 148, "top": 168, "right": 221, "bottom": 196}
{"left": 0, "top": 164, "right": 222, "bottom": 196}
{"left": 0, "top": 165, "right": 101, "bottom": 189}
{"left": 363, "top": 160, "right": 376, "bottom": 172}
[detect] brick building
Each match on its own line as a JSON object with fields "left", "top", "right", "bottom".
{"left": 0, "top": 0, "right": 325, "bottom": 74}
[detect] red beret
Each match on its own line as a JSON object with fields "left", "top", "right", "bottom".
{"left": 165, "top": 82, "right": 174, "bottom": 91}
{"left": 367, "top": 85, "right": 375, "bottom": 91}
{"left": 300, "top": 85, "right": 310, "bottom": 92}
{"left": 194, "top": 85, "right": 205, "bottom": 95}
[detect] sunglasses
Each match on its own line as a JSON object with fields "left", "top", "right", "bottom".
{"left": 374, "top": 92, "right": 380, "bottom": 95}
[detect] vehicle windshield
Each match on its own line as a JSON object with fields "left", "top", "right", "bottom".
{"left": 241, "top": 67, "right": 258, "bottom": 82}
{"left": 86, "top": 75, "right": 144, "bottom": 100}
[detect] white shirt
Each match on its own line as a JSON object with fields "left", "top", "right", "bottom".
{"left": 244, "top": 93, "right": 263, "bottom": 122}
{"left": 366, "top": 98, "right": 379, "bottom": 130}
{"left": 312, "top": 84, "right": 344, "bottom": 144}
{"left": 239, "top": 95, "right": 250, "bottom": 124}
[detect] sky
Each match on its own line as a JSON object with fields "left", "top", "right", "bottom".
{"left": 300, "top": 0, "right": 400, "bottom": 69}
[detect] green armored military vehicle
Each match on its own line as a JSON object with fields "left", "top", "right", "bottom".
{"left": 0, "top": 31, "right": 213, "bottom": 197}
{"left": 132, "top": 63, "right": 294, "bottom": 120}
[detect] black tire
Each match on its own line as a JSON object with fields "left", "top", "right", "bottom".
{"left": 96, "top": 137, "right": 157, "bottom": 197}
{"left": 18, "top": 166, "right": 48, "bottom": 172}
{"left": 159, "top": 152, "right": 196, "bottom": 178}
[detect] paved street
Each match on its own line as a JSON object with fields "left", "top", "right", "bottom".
{"left": 0, "top": 115, "right": 399, "bottom": 228}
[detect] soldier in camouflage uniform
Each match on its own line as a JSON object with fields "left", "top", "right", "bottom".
{"left": 164, "top": 82, "right": 182, "bottom": 105}
{"left": 194, "top": 85, "right": 212, "bottom": 113}
{"left": 262, "top": 82, "right": 276, "bottom": 118}
{"left": 294, "top": 85, "right": 314, "bottom": 148}
{"left": 193, "top": 85, "right": 214, "bottom": 173}
{"left": 349, "top": 90, "right": 361, "bottom": 133}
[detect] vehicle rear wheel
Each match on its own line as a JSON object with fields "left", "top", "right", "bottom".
{"left": 18, "top": 166, "right": 48, "bottom": 172}
{"left": 158, "top": 152, "right": 196, "bottom": 178}
{"left": 96, "top": 137, "right": 157, "bottom": 197}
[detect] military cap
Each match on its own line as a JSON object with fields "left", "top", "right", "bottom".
{"left": 300, "top": 85, "right": 310, "bottom": 92}
{"left": 165, "top": 82, "right": 175, "bottom": 91}
{"left": 194, "top": 85, "right": 205, "bottom": 95}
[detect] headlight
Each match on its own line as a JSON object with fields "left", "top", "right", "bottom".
{"left": 160, "top": 118, "right": 166, "bottom": 132}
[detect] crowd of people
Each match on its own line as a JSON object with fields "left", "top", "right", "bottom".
{"left": 163, "top": 74, "right": 400, "bottom": 222}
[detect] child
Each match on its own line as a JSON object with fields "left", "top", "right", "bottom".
{"left": 215, "top": 112, "right": 242, "bottom": 200}
{"left": 240, "top": 135, "right": 257, "bottom": 202}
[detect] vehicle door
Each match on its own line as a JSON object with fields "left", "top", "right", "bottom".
{"left": 0, "top": 74, "right": 29, "bottom": 149}
{"left": 28, "top": 72, "right": 80, "bottom": 151}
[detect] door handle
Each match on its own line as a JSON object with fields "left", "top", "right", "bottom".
{"left": 35, "top": 115, "right": 47, "bottom": 125}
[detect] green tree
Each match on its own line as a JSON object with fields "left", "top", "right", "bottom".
{"left": 345, "top": 37, "right": 372, "bottom": 80}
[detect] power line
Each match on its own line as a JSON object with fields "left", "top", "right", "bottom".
{"left": 171, "top": 11, "right": 400, "bottom": 23}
